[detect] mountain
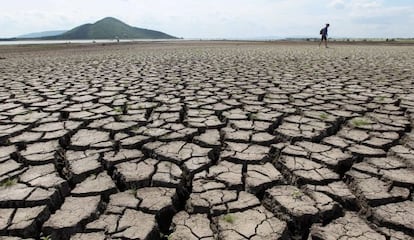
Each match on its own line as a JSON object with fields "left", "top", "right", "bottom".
{"left": 45, "top": 17, "right": 176, "bottom": 40}
{"left": 17, "top": 30, "right": 67, "bottom": 38}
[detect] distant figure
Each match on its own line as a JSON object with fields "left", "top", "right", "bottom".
{"left": 319, "top": 23, "right": 330, "bottom": 48}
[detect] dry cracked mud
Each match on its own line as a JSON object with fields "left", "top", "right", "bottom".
{"left": 0, "top": 41, "right": 413, "bottom": 239}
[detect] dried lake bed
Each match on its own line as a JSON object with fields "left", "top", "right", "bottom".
{"left": 0, "top": 41, "right": 413, "bottom": 239}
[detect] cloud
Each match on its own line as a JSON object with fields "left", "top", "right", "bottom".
{"left": 329, "top": 0, "right": 346, "bottom": 9}
{"left": 0, "top": 0, "right": 412, "bottom": 38}
{"left": 353, "top": 0, "right": 382, "bottom": 9}
{"left": 326, "top": 0, "right": 414, "bottom": 37}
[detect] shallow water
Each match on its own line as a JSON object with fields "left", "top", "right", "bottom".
{"left": 0, "top": 38, "right": 182, "bottom": 46}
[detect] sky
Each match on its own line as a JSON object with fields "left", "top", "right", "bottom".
{"left": 0, "top": 0, "right": 413, "bottom": 38}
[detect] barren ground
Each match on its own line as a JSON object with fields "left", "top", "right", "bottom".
{"left": 0, "top": 41, "right": 413, "bottom": 240}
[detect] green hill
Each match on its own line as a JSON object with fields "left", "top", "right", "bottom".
{"left": 17, "top": 30, "right": 67, "bottom": 38}
{"left": 46, "top": 17, "right": 176, "bottom": 40}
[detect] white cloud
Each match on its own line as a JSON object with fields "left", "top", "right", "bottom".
{"left": 329, "top": 0, "right": 346, "bottom": 9}
{"left": 0, "top": 0, "right": 412, "bottom": 38}
{"left": 327, "top": 0, "right": 414, "bottom": 37}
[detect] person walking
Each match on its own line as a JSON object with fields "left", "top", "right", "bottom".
{"left": 319, "top": 23, "right": 330, "bottom": 48}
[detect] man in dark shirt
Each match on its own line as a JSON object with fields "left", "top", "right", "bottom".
{"left": 319, "top": 23, "right": 330, "bottom": 48}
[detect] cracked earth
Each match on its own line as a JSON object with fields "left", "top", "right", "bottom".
{"left": 0, "top": 41, "right": 413, "bottom": 240}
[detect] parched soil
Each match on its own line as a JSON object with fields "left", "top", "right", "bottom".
{"left": 0, "top": 41, "right": 413, "bottom": 240}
